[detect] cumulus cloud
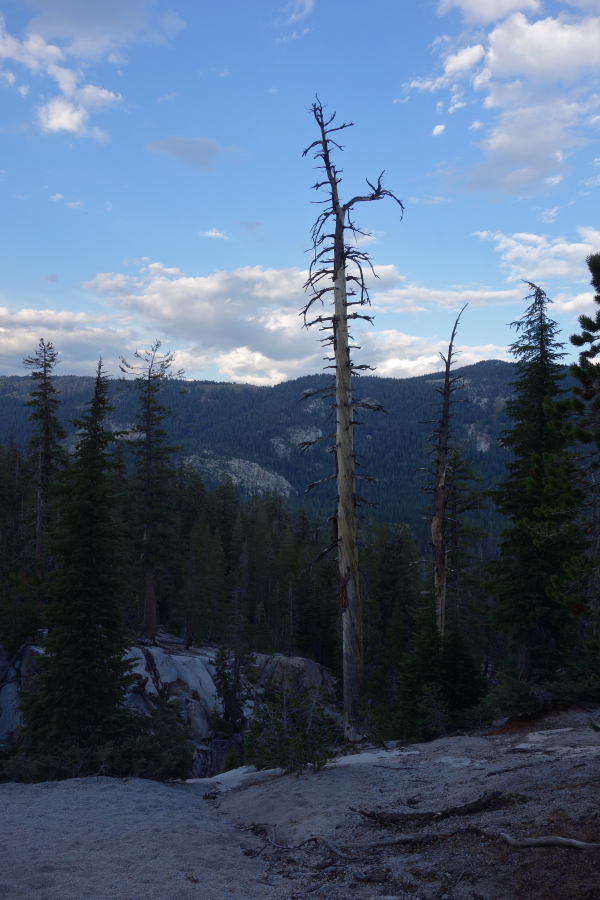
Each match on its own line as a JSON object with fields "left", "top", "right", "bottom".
{"left": 371, "top": 282, "right": 521, "bottom": 313}
{"left": 79, "top": 253, "right": 521, "bottom": 383}
{"left": 476, "top": 225, "right": 600, "bottom": 281}
{"left": 468, "top": 97, "right": 589, "bottom": 192}
{"left": 147, "top": 136, "right": 237, "bottom": 172}
{"left": 411, "top": 6, "right": 600, "bottom": 192}
{"left": 487, "top": 13, "right": 600, "bottom": 78}
{"left": 84, "top": 262, "right": 312, "bottom": 359}
{"left": 360, "top": 329, "right": 510, "bottom": 378}
{"left": 444, "top": 44, "right": 485, "bottom": 76}
{"left": 0, "top": 305, "right": 139, "bottom": 376}
{"left": 432, "top": 124, "right": 446, "bottom": 136}
{"left": 0, "top": 2, "right": 182, "bottom": 138}
{"left": 4, "top": 245, "right": 595, "bottom": 383}
{"left": 438, "top": 0, "right": 540, "bottom": 24}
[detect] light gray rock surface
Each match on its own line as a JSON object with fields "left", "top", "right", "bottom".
{"left": 0, "top": 777, "right": 281, "bottom": 900}
{"left": 184, "top": 453, "right": 295, "bottom": 496}
{"left": 2, "top": 707, "right": 600, "bottom": 899}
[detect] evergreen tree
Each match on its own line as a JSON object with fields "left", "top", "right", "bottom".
{"left": 23, "top": 339, "right": 66, "bottom": 581}
{"left": 488, "top": 283, "right": 580, "bottom": 681}
{"left": 20, "top": 361, "right": 134, "bottom": 754}
{"left": 0, "top": 441, "right": 36, "bottom": 653}
{"left": 120, "top": 341, "right": 182, "bottom": 642}
{"left": 565, "top": 252, "right": 600, "bottom": 598}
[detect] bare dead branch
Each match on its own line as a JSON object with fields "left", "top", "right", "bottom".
{"left": 468, "top": 827, "right": 600, "bottom": 850}
{"left": 352, "top": 791, "right": 502, "bottom": 827}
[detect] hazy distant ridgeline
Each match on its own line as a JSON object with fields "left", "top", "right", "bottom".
{"left": 0, "top": 360, "right": 516, "bottom": 541}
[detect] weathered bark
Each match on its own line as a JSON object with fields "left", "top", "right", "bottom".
{"left": 426, "top": 309, "right": 465, "bottom": 635}
{"left": 302, "top": 101, "right": 402, "bottom": 726}
{"left": 333, "top": 217, "right": 363, "bottom": 719}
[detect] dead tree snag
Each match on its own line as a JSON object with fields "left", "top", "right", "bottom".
{"left": 301, "top": 99, "right": 403, "bottom": 726}
{"left": 420, "top": 307, "right": 466, "bottom": 635}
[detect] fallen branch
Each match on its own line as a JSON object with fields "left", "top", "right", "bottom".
{"left": 469, "top": 827, "right": 600, "bottom": 850}
{"left": 352, "top": 791, "right": 502, "bottom": 827}
{"left": 339, "top": 835, "right": 432, "bottom": 849}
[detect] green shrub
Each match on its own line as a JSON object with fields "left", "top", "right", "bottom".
{"left": 245, "top": 686, "right": 335, "bottom": 773}
{"left": 220, "top": 750, "right": 241, "bottom": 773}
{"left": 1, "top": 700, "right": 193, "bottom": 783}
{"left": 490, "top": 675, "right": 541, "bottom": 718}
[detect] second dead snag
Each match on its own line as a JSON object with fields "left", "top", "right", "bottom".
{"left": 301, "top": 99, "right": 403, "bottom": 725}
{"left": 420, "top": 307, "right": 466, "bottom": 635}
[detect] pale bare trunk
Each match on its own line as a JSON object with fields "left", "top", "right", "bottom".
{"left": 428, "top": 308, "right": 465, "bottom": 636}
{"left": 333, "top": 222, "right": 363, "bottom": 725}
{"left": 431, "top": 471, "right": 448, "bottom": 636}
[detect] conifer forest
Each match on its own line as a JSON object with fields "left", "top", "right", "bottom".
{"left": 1, "top": 113, "right": 600, "bottom": 783}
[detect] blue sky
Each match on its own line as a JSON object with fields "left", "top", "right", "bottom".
{"left": 1, "top": 0, "right": 600, "bottom": 383}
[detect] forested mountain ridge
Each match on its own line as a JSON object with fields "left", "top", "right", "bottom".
{"left": 0, "top": 359, "right": 517, "bottom": 539}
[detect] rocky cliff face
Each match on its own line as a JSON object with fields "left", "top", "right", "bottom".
{"left": 0, "top": 636, "right": 335, "bottom": 777}
{"left": 185, "top": 452, "right": 296, "bottom": 496}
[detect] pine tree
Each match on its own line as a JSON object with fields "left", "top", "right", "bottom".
{"left": 120, "top": 341, "right": 182, "bottom": 642}
{"left": 23, "top": 339, "right": 66, "bottom": 581}
{"left": 488, "top": 284, "right": 580, "bottom": 681}
{"left": 21, "top": 361, "right": 134, "bottom": 754}
{"left": 566, "top": 252, "right": 600, "bottom": 580}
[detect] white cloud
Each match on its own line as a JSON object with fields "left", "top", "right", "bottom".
{"left": 407, "top": 196, "right": 450, "bottom": 204}
{"left": 65, "top": 199, "right": 83, "bottom": 208}
{"left": 552, "top": 290, "right": 596, "bottom": 312}
{"left": 0, "top": 305, "right": 139, "bottom": 376}
{"left": 82, "top": 261, "right": 324, "bottom": 384}
{"left": 372, "top": 282, "right": 521, "bottom": 313}
{"left": 566, "top": 0, "right": 600, "bottom": 10}
{"left": 470, "top": 120, "right": 484, "bottom": 129}
{"left": 477, "top": 225, "right": 600, "bottom": 280}
{"left": 275, "top": 28, "right": 311, "bottom": 43}
{"left": 23, "top": 0, "right": 185, "bottom": 59}
{"left": 147, "top": 136, "right": 237, "bottom": 172}
{"left": 539, "top": 207, "right": 559, "bottom": 223}
{"left": 360, "top": 329, "right": 510, "bottom": 378}
{"left": 0, "top": 5, "right": 178, "bottom": 138}
{"left": 432, "top": 124, "right": 446, "bottom": 136}
{"left": 49, "top": 192, "right": 62, "bottom": 200}
{"left": 411, "top": 7, "right": 600, "bottom": 192}
{"left": 487, "top": 13, "right": 600, "bottom": 78}
{"left": 38, "top": 96, "right": 89, "bottom": 134}
{"left": 84, "top": 263, "right": 311, "bottom": 357}
{"left": 282, "top": 0, "right": 314, "bottom": 23}
{"left": 468, "top": 97, "right": 590, "bottom": 192}
{"left": 201, "top": 228, "right": 228, "bottom": 240}
{"left": 213, "top": 347, "right": 292, "bottom": 385}
{"left": 438, "top": 0, "right": 539, "bottom": 24}
{"left": 444, "top": 44, "right": 485, "bottom": 76}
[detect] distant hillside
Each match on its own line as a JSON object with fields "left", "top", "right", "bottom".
{"left": 0, "top": 361, "right": 517, "bottom": 543}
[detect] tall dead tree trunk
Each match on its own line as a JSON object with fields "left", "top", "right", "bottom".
{"left": 302, "top": 100, "right": 403, "bottom": 726}
{"left": 423, "top": 308, "right": 466, "bottom": 635}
